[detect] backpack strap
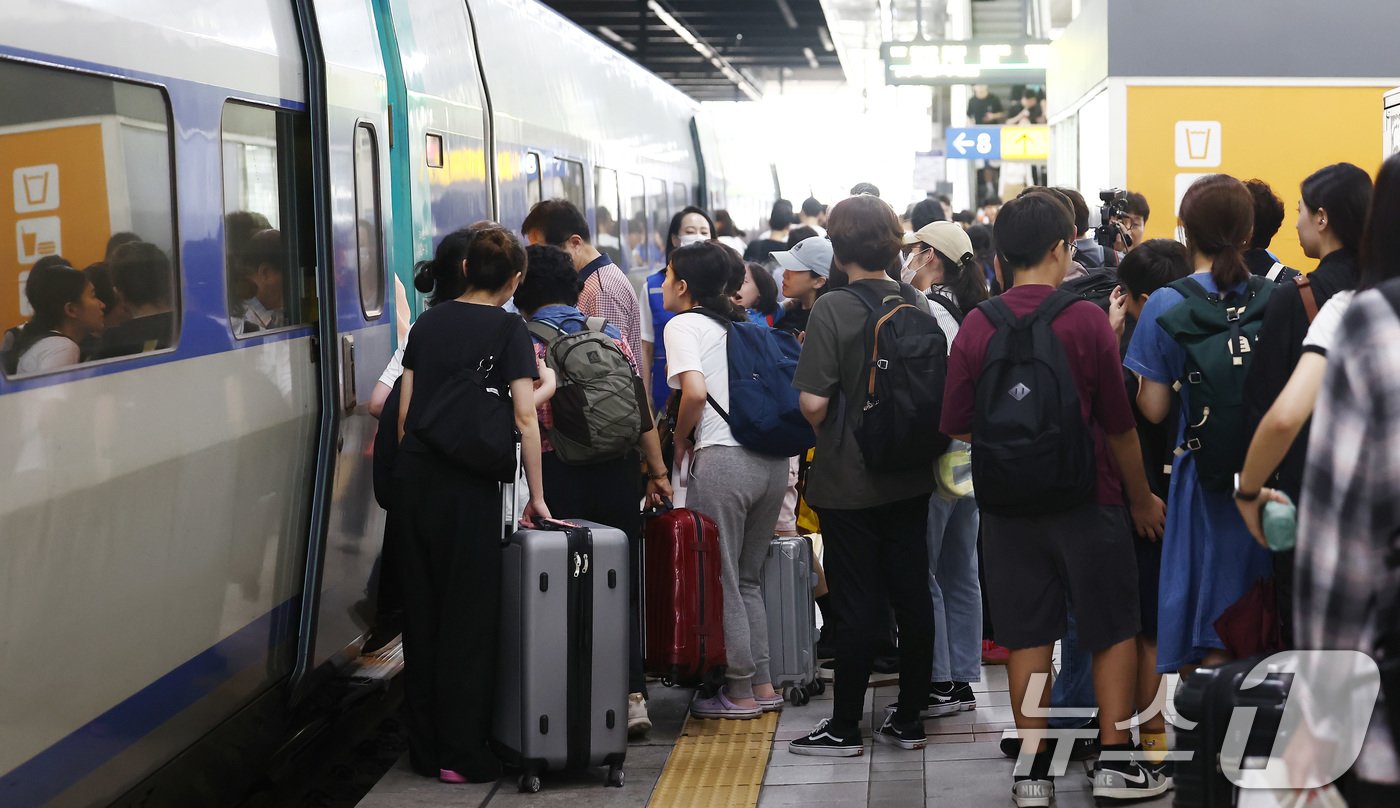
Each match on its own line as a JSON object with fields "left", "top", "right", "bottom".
{"left": 1266, "top": 262, "right": 1287, "bottom": 282}
{"left": 837, "top": 283, "right": 881, "bottom": 313}
{"left": 977, "top": 296, "right": 1016, "bottom": 330}
{"left": 583, "top": 316, "right": 607, "bottom": 333}
{"left": 1294, "top": 274, "right": 1319, "bottom": 323}
{"left": 526, "top": 319, "right": 563, "bottom": 345}
{"left": 927, "top": 291, "right": 965, "bottom": 324}
{"left": 1170, "top": 276, "right": 1212, "bottom": 302}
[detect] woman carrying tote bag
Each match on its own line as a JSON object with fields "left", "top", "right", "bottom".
{"left": 393, "top": 224, "right": 550, "bottom": 785}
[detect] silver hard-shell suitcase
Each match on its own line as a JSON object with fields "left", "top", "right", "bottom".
{"left": 761, "top": 535, "right": 824, "bottom": 705}
{"left": 493, "top": 517, "right": 628, "bottom": 793}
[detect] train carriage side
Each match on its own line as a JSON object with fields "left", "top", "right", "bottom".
{"left": 468, "top": 0, "right": 702, "bottom": 286}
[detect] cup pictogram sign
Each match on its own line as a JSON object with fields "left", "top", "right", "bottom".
{"left": 13, "top": 164, "right": 59, "bottom": 214}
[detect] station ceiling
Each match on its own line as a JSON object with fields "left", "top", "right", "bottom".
{"left": 540, "top": 0, "right": 843, "bottom": 101}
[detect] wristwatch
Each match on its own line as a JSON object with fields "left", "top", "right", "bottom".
{"left": 1233, "top": 472, "right": 1261, "bottom": 503}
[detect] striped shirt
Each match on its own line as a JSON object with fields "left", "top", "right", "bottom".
{"left": 1296, "top": 285, "right": 1400, "bottom": 784}
{"left": 577, "top": 254, "right": 641, "bottom": 354}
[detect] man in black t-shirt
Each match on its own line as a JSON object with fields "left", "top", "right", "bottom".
{"left": 98, "top": 242, "right": 176, "bottom": 359}
{"left": 966, "top": 85, "right": 1005, "bottom": 125}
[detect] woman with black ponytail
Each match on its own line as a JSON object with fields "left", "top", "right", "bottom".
{"left": 663, "top": 240, "right": 788, "bottom": 719}
{"left": 392, "top": 223, "right": 550, "bottom": 785}
{"left": 1124, "top": 174, "right": 1273, "bottom": 677}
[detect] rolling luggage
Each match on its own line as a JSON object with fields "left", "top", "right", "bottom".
{"left": 643, "top": 502, "right": 726, "bottom": 687}
{"left": 761, "top": 535, "right": 824, "bottom": 705}
{"left": 1173, "top": 656, "right": 1293, "bottom": 808}
{"left": 493, "top": 517, "right": 628, "bottom": 793}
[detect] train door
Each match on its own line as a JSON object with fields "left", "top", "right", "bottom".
{"left": 383, "top": 0, "right": 495, "bottom": 276}
{"left": 291, "top": 0, "right": 397, "bottom": 688}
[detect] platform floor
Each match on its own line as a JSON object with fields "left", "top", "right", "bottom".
{"left": 357, "top": 660, "right": 1177, "bottom": 807}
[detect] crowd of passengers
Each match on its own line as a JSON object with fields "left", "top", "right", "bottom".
{"left": 0, "top": 213, "right": 289, "bottom": 376}
{"left": 362, "top": 159, "right": 1400, "bottom": 808}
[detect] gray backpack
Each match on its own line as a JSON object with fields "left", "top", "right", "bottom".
{"left": 527, "top": 317, "right": 643, "bottom": 465}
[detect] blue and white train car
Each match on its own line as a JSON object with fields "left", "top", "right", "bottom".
{"left": 0, "top": 1, "right": 741, "bottom": 804}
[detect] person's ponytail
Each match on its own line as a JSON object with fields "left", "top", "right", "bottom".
{"left": 1179, "top": 174, "right": 1253, "bottom": 291}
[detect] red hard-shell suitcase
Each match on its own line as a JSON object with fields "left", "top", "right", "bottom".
{"left": 642, "top": 503, "right": 726, "bottom": 687}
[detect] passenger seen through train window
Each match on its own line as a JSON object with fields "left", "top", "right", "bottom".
{"left": 7, "top": 260, "right": 105, "bottom": 375}
{"left": 97, "top": 242, "right": 177, "bottom": 359}
{"left": 233, "top": 229, "right": 288, "bottom": 335}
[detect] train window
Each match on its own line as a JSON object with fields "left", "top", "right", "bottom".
{"left": 0, "top": 59, "right": 178, "bottom": 377}
{"left": 621, "top": 173, "right": 648, "bottom": 272}
{"left": 425, "top": 133, "right": 444, "bottom": 168}
{"left": 354, "top": 124, "right": 384, "bottom": 319}
{"left": 523, "top": 152, "right": 542, "bottom": 209}
{"left": 594, "top": 167, "right": 624, "bottom": 270}
{"left": 221, "top": 101, "right": 313, "bottom": 338}
{"left": 673, "top": 182, "right": 690, "bottom": 212}
{"left": 648, "top": 178, "right": 669, "bottom": 269}
{"left": 554, "top": 158, "right": 586, "bottom": 210}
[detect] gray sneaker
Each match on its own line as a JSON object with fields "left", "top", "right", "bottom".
{"left": 1011, "top": 778, "right": 1054, "bottom": 808}
{"left": 1092, "top": 759, "right": 1169, "bottom": 801}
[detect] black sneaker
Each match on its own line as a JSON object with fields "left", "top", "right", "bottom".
{"left": 1092, "top": 757, "right": 1170, "bottom": 801}
{"left": 874, "top": 712, "right": 927, "bottom": 750}
{"left": 1000, "top": 734, "right": 1099, "bottom": 761}
{"left": 788, "top": 719, "right": 864, "bottom": 757}
{"left": 1145, "top": 759, "right": 1175, "bottom": 790}
{"left": 927, "top": 681, "right": 976, "bottom": 717}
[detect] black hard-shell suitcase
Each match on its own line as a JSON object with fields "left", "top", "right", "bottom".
{"left": 1173, "top": 656, "right": 1293, "bottom": 808}
{"left": 493, "top": 516, "right": 628, "bottom": 793}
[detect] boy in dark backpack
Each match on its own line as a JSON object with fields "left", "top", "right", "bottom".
{"left": 515, "top": 244, "right": 672, "bottom": 737}
{"left": 941, "top": 193, "right": 1167, "bottom": 806}
{"left": 788, "top": 195, "right": 938, "bottom": 757}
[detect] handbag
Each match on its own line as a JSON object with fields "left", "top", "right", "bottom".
{"left": 413, "top": 336, "right": 518, "bottom": 481}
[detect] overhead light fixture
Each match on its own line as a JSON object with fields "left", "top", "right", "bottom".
{"left": 818, "top": 26, "right": 835, "bottom": 52}
{"left": 803, "top": 47, "right": 820, "bottom": 69}
{"left": 773, "top": 0, "right": 799, "bottom": 29}
{"left": 647, "top": 0, "right": 762, "bottom": 101}
{"left": 596, "top": 25, "right": 636, "bottom": 52}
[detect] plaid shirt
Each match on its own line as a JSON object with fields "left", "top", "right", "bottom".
{"left": 1296, "top": 287, "right": 1400, "bottom": 783}
{"left": 578, "top": 256, "right": 641, "bottom": 354}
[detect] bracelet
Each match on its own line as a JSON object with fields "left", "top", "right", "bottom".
{"left": 648, "top": 472, "right": 669, "bottom": 481}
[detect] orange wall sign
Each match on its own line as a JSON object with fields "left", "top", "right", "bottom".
{"left": 1, "top": 121, "right": 113, "bottom": 332}
{"left": 1126, "top": 86, "right": 1384, "bottom": 271}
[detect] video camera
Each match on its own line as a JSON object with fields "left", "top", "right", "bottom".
{"left": 1095, "top": 189, "right": 1133, "bottom": 255}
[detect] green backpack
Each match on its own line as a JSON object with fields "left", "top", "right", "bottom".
{"left": 527, "top": 317, "right": 644, "bottom": 466}
{"left": 1156, "top": 275, "right": 1274, "bottom": 492}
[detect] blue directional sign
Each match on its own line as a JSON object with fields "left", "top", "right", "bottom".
{"left": 946, "top": 127, "right": 1001, "bottom": 160}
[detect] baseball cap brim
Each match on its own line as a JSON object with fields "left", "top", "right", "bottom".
{"left": 771, "top": 249, "right": 821, "bottom": 275}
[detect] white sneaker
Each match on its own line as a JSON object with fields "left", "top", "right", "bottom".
{"left": 627, "top": 693, "right": 651, "bottom": 737}
{"left": 1011, "top": 778, "right": 1053, "bottom": 807}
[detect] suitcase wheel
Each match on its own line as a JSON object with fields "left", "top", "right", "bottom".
{"left": 607, "top": 764, "right": 624, "bottom": 788}
{"left": 519, "top": 773, "right": 542, "bottom": 794}
{"left": 787, "top": 688, "right": 808, "bottom": 706}
{"left": 811, "top": 679, "right": 826, "bottom": 696}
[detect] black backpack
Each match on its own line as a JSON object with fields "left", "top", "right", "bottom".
{"left": 1060, "top": 268, "right": 1120, "bottom": 315}
{"left": 839, "top": 282, "right": 950, "bottom": 472}
{"left": 972, "top": 291, "right": 1097, "bottom": 517}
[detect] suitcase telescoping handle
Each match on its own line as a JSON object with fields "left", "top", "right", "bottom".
{"left": 500, "top": 439, "right": 522, "bottom": 546}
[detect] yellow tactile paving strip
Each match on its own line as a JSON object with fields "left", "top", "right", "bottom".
{"left": 648, "top": 712, "right": 778, "bottom": 807}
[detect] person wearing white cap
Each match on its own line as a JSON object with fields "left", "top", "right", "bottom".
{"left": 769, "top": 236, "right": 832, "bottom": 338}
{"left": 899, "top": 219, "right": 992, "bottom": 720}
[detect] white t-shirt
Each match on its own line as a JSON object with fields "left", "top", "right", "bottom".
{"left": 1302, "top": 289, "right": 1355, "bottom": 356}
{"left": 379, "top": 345, "right": 406, "bottom": 387}
{"left": 664, "top": 310, "right": 739, "bottom": 449}
{"left": 17, "top": 334, "right": 79, "bottom": 374}
{"left": 639, "top": 295, "right": 655, "bottom": 344}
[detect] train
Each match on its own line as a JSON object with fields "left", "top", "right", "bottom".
{"left": 0, "top": 1, "right": 773, "bottom": 804}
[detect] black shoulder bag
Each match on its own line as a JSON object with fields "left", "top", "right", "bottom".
{"left": 412, "top": 323, "right": 519, "bottom": 482}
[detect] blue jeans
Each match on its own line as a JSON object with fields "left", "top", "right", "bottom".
{"left": 927, "top": 494, "right": 982, "bottom": 683}
{"left": 1048, "top": 610, "right": 1098, "bottom": 729}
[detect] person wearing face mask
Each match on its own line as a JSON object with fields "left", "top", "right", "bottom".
{"left": 641, "top": 206, "right": 715, "bottom": 414}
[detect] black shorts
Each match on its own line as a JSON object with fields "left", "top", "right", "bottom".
{"left": 981, "top": 503, "right": 1141, "bottom": 653}
{"left": 1135, "top": 532, "right": 1161, "bottom": 640}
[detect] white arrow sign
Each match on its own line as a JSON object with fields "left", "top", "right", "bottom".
{"left": 953, "top": 131, "right": 974, "bottom": 156}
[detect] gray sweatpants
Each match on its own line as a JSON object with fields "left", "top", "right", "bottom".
{"left": 686, "top": 444, "right": 788, "bottom": 699}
